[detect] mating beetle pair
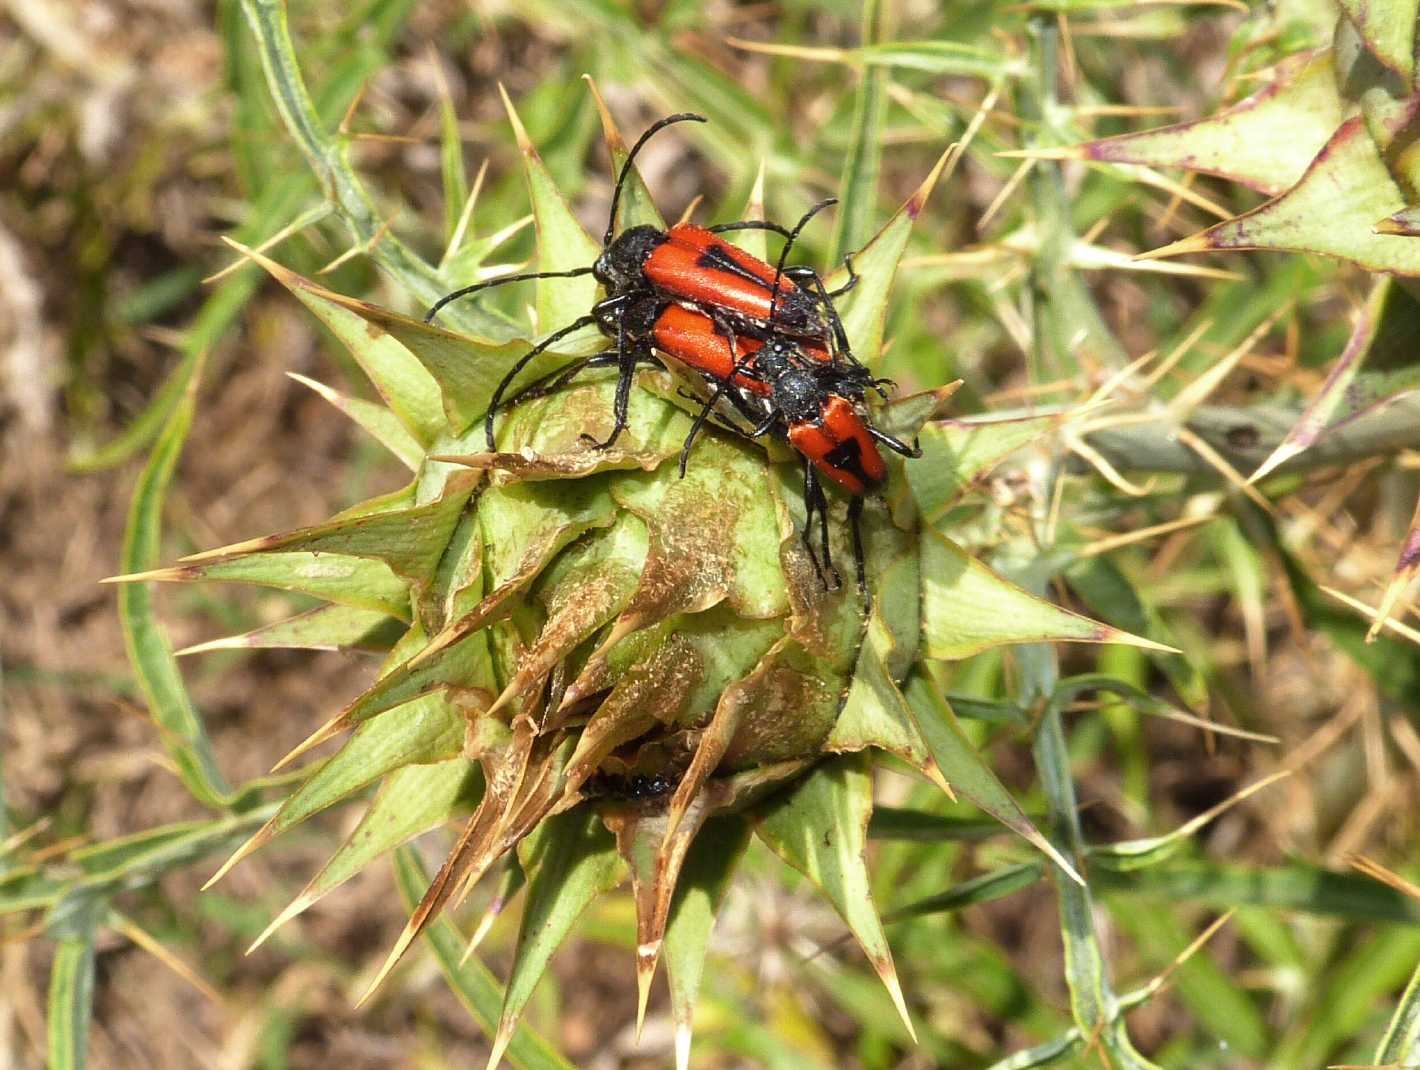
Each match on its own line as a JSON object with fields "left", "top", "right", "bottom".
{"left": 427, "top": 113, "right": 919, "bottom": 600}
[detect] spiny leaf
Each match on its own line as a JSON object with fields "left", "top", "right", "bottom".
{"left": 909, "top": 414, "right": 1061, "bottom": 527}
{"left": 1251, "top": 278, "right": 1420, "bottom": 482}
{"left": 229, "top": 240, "right": 448, "bottom": 443}
{"left": 824, "top": 142, "right": 956, "bottom": 368}
{"left": 604, "top": 797, "right": 720, "bottom": 1038}
{"left": 489, "top": 810, "right": 626, "bottom": 1069}
{"left": 112, "top": 551, "right": 411, "bottom": 621}
{"left": 291, "top": 280, "right": 599, "bottom": 434}
{"left": 1368, "top": 498, "right": 1420, "bottom": 642}
{"left": 391, "top": 846, "right": 575, "bottom": 1070}
{"left": 901, "top": 673, "right": 1082, "bottom": 884}
{"left": 468, "top": 368, "right": 695, "bottom": 478}
{"left": 1337, "top": 0, "right": 1419, "bottom": 79}
{"left": 178, "top": 603, "right": 401, "bottom": 656}
{"left": 828, "top": 616, "right": 941, "bottom": 785}
{"left": 1081, "top": 50, "right": 1344, "bottom": 195}
{"left": 607, "top": 432, "right": 791, "bottom": 632}
{"left": 498, "top": 84, "right": 601, "bottom": 333}
{"left": 211, "top": 693, "right": 464, "bottom": 886}
{"left": 920, "top": 531, "right": 1169, "bottom": 660}
{"left": 1143, "top": 116, "right": 1420, "bottom": 274}
{"left": 662, "top": 816, "right": 752, "bottom": 1070}
{"left": 584, "top": 75, "right": 665, "bottom": 234}
{"left": 487, "top": 514, "right": 649, "bottom": 717}
{"left": 249, "top": 758, "right": 480, "bottom": 950}
{"left": 288, "top": 372, "right": 424, "bottom": 470}
{"left": 180, "top": 471, "right": 476, "bottom": 589}
{"left": 754, "top": 755, "right": 916, "bottom": 1040}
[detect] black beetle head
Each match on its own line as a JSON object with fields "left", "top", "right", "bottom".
{"left": 594, "top": 225, "right": 667, "bottom": 293}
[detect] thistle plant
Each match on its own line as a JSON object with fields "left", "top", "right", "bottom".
{"left": 102, "top": 4, "right": 1183, "bottom": 1060}
{"left": 13, "top": 0, "right": 1420, "bottom": 1067}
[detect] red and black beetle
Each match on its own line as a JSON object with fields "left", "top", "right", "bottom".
{"left": 675, "top": 326, "right": 920, "bottom": 597}
{"left": 422, "top": 114, "right": 870, "bottom": 449}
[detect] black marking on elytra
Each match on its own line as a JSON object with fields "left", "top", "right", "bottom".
{"left": 825, "top": 436, "right": 870, "bottom": 484}
{"left": 695, "top": 242, "right": 770, "bottom": 287}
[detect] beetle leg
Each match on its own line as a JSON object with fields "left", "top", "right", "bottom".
{"left": 579, "top": 329, "right": 645, "bottom": 451}
{"left": 801, "top": 465, "right": 840, "bottom": 591}
{"left": 501, "top": 350, "right": 627, "bottom": 410}
{"left": 487, "top": 309, "right": 612, "bottom": 450}
{"left": 849, "top": 496, "right": 869, "bottom": 615}
{"left": 829, "top": 254, "right": 859, "bottom": 298}
{"left": 867, "top": 425, "right": 923, "bottom": 459}
{"left": 679, "top": 377, "right": 737, "bottom": 476}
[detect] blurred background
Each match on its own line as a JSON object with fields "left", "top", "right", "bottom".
{"left": 4, "top": 0, "right": 1420, "bottom": 1067}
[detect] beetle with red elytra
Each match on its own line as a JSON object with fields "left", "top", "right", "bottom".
{"left": 426, "top": 114, "right": 919, "bottom": 603}
{"left": 424, "top": 114, "right": 877, "bottom": 445}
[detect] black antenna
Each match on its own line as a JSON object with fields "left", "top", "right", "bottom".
{"left": 604, "top": 113, "right": 707, "bottom": 247}
{"left": 767, "top": 197, "right": 837, "bottom": 324}
{"left": 424, "top": 268, "right": 594, "bottom": 324}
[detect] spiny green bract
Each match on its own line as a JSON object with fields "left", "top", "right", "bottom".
{"left": 121, "top": 90, "right": 1157, "bottom": 1068}
{"left": 1072, "top": 0, "right": 1420, "bottom": 628}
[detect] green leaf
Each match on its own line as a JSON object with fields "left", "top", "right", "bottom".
{"left": 828, "top": 0, "right": 888, "bottom": 267}
{"left": 48, "top": 934, "right": 97, "bottom": 1070}
{"left": 754, "top": 755, "right": 915, "bottom": 1038}
{"left": 499, "top": 85, "right": 602, "bottom": 333}
{"left": 920, "top": 531, "right": 1160, "bottom": 660}
{"left": 122, "top": 551, "right": 411, "bottom": 621}
{"left": 0, "top": 868, "right": 66, "bottom": 916}
{"left": 250, "top": 758, "right": 481, "bottom": 948}
{"left": 1250, "top": 278, "right": 1420, "bottom": 481}
{"left": 883, "top": 861, "right": 1045, "bottom": 922}
{"left": 909, "top": 415, "right": 1060, "bottom": 527}
{"left": 1151, "top": 116, "right": 1420, "bottom": 274}
{"left": 1092, "top": 860, "right": 1420, "bottom": 923}
{"left": 1376, "top": 960, "right": 1420, "bottom": 1065}
{"left": 490, "top": 809, "right": 626, "bottom": 1066}
{"left": 610, "top": 433, "right": 789, "bottom": 623}
{"left": 1275, "top": 927, "right": 1420, "bottom": 1069}
{"left": 321, "top": 289, "right": 599, "bottom": 435}
{"left": 829, "top": 615, "right": 936, "bottom": 777}
{"left": 231, "top": 691, "right": 464, "bottom": 876}
{"left": 586, "top": 77, "right": 666, "bottom": 235}
{"left": 1337, "top": 0, "right": 1419, "bottom": 79}
{"left": 662, "top": 816, "right": 752, "bottom": 1070}
{"left": 1082, "top": 50, "right": 1344, "bottom": 195}
{"left": 181, "top": 472, "right": 475, "bottom": 588}
{"left": 69, "top": 808, "right": 275, "bottom": 882}
{"left": 854, "top": 40, "right": 1016, "bottom": 79}
{"left": 178, "top": 603, "right": 402, "bottom": 656}
{"left": 825, "top": 143, "right": 955, "bottom": 367}
{"left": 240, "top": 243, "right": 448, "bottom": 445}
{"left": 391, "top": 845, "right": 575, "bottom": 1070}
{"left": 436, "top": 65, "right": 469, "bottom": 247}
{"left": 901, "top": 674, "right": 1080, "bottom": 882}
{"left": 1064, "top": 556, "right": 1209, "bottom": 713}
{"left": 289, "top": 373, "right": 425, "bottom": 470}
{"left": 117, "top": 363, "right": 237, "bottom": 810}
{"left": 1032, "top": 699, "right": 1159, "bottom": 1069}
